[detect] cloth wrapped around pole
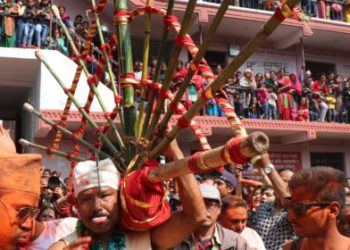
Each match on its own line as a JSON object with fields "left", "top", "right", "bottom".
{"left": 120, "top": 160, "right": 171, "bottom": 231}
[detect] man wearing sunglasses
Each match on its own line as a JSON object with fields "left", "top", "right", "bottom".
{"left": 0, "top": 126, "right": 42, "bottom": 249}
{"left": 283, "top": 167, "right": 350, "bottom": 250}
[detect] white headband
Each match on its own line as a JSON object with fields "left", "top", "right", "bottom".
{"left": 73, "top": 158, "right": 120, "bottom": 197}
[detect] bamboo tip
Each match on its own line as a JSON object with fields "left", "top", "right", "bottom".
{"left": 35, "top": 50, "right": 44, "bottom": 60}
{"left": 51, "top": 5, "right": 60, "bottom": 19}
{"left": 23, "top": 103, "right": 34, "bottom": 112}
{"left": 247, "top": 131, "right": 270, "bottom": 153}
{"left": 19, "top": 139, "right": 30, "bottom": 147}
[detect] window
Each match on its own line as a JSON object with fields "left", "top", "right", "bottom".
{"left": 310, "top": 152, "right": 344, "bottom": 171}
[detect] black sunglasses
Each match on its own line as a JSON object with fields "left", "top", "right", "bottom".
{"left": 284, "top": 197, "right": 332, "bottom": 217}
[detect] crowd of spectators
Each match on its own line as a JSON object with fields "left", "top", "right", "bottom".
{"left": 0, "top": 0, "right": 91, "bottom": 55}
{"left": 205, "top": 0, "right": 350, "bottom": 22}
{"left": 138, "top": 58, "right": 350, "bottom": 124}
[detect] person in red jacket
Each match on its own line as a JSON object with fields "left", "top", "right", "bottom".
{"left": 311, "top": 74, "right": 329, "bottom": 121}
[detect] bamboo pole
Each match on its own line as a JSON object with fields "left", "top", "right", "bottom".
{"left": 91, "top": 0, "right": 119, "bottom": 99}
{"left": 136, "top": 0, "right": 152, "bottom": 140}
{"left": 114, "top": 0, "right": 137, "bottom": 164}
{"left": 52, "top": 5, "right": 125, "bottom": 153}
{"left": 19, "top": 139, "right": 85, "bottom": 162}
{"left": 23, "top": 103, "right": 112, "bottom": 160}
{"left": 149, "top": 0, "right": 300, "bottom": 159}
{"left": 35, "top": 51, "right": 123, "bottom": 164}
{"left": 155, "top": 0, "right": 231, "bottom": 139}
{"left": 147, "top": 132, "right": 269, "bottom": 183}
{"left": 141, "top": 0, "right": 175, "bottom": 137}
{"left": 145, "top": 0, "right": 198, "bottom": 140}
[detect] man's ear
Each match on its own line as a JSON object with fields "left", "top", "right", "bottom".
{"left": 328, "top": 201, "right": 341, "bottom": 220}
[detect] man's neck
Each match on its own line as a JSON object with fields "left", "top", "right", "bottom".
{"left": 304, "top": 224, "right": 350, "bottom": 250}
{"left": 194, "top": 223, "right": 216, "bottom": 241}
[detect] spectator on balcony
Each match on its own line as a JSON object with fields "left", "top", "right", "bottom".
{"left": 73, "top": 14, "right": 83, "bottom": 29}
{"left": 134, "top": 60, "right": 143, "bottom": 81}
{"left": 1, "top": 0, "right": 18, "bottom": 47}
{"left": 312, "top": 74, "right": 329, "bottom": 122}
{"left": 159, "top": 62, "right": 167, "bottom": 83}
{"left": 82, "top": 20, "right": 89, "bottom": 39}
{"left": 297, "top": 96, "right": 310, "bottom": 121}
{"left": 301, "top": 0, "right": 312, "bottom": 16}
{"left": 255, "top": 72, "right": 264, "bottom": 87}
{"left": 248, "top": 95, "right": 263, "bottom": 119}
{"left": 310, "top": 0, "right": 319, "bottom": 16}
{"left": 45, "top": 28, "right": 67, "bottom": 55}
{"left": 268, "top": 89, "right": 278, "bottom": 120}
{"left": 331, "top": 1, "right": 343, "bottom": 21}
{"left": 326, "top": 87, "right": 336, "bottom": 122}
{"left": 22, "top": 0, "right": 37, "bottom": 48}
{"left": 257, "top": 82, "right": 269, "bottom": 119}
{"left": 265, "top": 71, "right": 277, "bottom": 93}
{"left": 318, "top": 0, "right": 327, "bottom": 18}
{"left": 277, "top": 68, "right": 293, "bottom": 120}
{"left": 346, "top": 0, "right": 350, "bottom": 22}
{"left": 240, "top": 68, "right": 256, "bottom": 117}
{"left": 289, "top": 72, "right": 302, "bottom": 120}
{"left": 172, "top": 60, "right": 187, "bottom": 92}
{"left": 35, "top": 0, "right": 51, "bottom": 48}
{"left": 15, "top": 0, "right": 25, "bottom": 47}
{"left": 58, "top": 5, "right": 73, "bottom": 30}
{"left": 342, "top": 80, "right": 350, "bottom": 123}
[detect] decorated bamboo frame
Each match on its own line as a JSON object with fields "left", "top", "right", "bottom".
{"left": 21, "top": 0, "right": 301, "bottom": 217}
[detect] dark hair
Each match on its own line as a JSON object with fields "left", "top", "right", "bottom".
{"left": 289, "top": 166, "right": 346, "bottom": 208}
{"left": 58, "top": 5, "right": 65, "bottom": 11}
{"left": 261, "top": 184, "right": 274, "bottom": 194}
{"left": 221, "top": 195, "right": 248, "bottom": 214}
{"left": 43, "top": 168, "right": 51, "bottom": 174}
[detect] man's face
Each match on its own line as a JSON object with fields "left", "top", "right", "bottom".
{"left": 261, "top": 188, "right": 275, "bottom": 203}
{"left": 279, "top": 170, "right": 294, "bottom": 183}
{"left": 214, "top": 179, "right": 233, "bottom": 198}
{"left": 201, "top": 199, "right": 221, "bottom": 228}
{"left": 76, "top": 186, "right": 119, "bottom": 234}
{"left": 220, "top": 206, "right": 247, "bottom": 234}
{"left": 287, "top": 187, "right": 333, "bottom": 238}
{"left": 0, "top": 190, "right": 39, "bottom": 249}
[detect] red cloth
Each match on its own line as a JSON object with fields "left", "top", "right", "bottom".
{"left": 120, "top": 161, "right": 171, "bottom": 231}
{"left": 312, "top": 80, "right": 329, "bottom": 95}
{"left": 173, "top": 68, "right": 187, "bottom": 83}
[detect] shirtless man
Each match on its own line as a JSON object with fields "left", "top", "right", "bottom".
{"left": 283, "top": 167, "right": 350, "bottom": 250}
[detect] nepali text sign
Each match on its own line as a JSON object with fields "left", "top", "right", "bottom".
{"left": 269, "top": 152, "right": 302, "bottom": 171}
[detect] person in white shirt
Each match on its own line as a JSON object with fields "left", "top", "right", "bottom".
{"left": 218, "top": 195, "right": 266, "bottom": 250}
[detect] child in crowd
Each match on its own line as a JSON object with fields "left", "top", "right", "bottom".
{"left": 325, "top": 87, "right": 336, "bottom": 122}
{"left": 248, "top": 96, "right": 263, "bottom": 119}
{"left": 298, "top": 96, "right": 310, "bottom": 121}
{"left": 268, "top": 89, "right": 278, "bottom": 119}
{"left": 240, "top": 68, "right": 256, "bottom": 117}
{"left": 257, "top": 82, "right": 269, "bottom": 119}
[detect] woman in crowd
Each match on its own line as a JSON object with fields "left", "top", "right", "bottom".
{"left": 277, "top": 68, "right": 293, "bottom": 120}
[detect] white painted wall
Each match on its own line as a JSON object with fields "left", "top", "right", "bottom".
{"left": 38, "top": 50, "right": 115, "bottom": 112}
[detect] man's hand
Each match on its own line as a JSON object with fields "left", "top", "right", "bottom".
{"left": 253, "top": 153, "right": 271, "bottom": 169}
{"left": 63, "top": 237, "right": 92, "bottom": 250}
{"left": 158, "top": 123, "right": 183, "bottom": 161}
{"left": 0, "top": 125, "right": 16, "bottom": 153}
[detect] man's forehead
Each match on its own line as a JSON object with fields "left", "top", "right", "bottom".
{"left": 0, "top": 189, "right": 38, "bottom": 207}
{"left": 78, "top": 186, "right": 117, "bottom": 196}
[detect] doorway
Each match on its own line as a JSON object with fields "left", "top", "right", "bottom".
{"left": 305, "top": 61, "right": 335, "bottom": 80}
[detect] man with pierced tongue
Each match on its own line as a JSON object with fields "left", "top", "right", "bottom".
{"left": 49, "top": 143, "right": 207, "bottom": 249}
